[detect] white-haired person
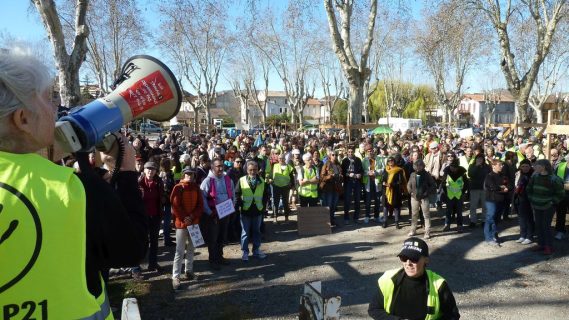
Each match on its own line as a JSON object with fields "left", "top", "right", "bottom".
{"left": 297, "top": 152, "right": 320, "bottom": 207}
{"left": 0, "top": 48, "right": 147, "bottom": 317}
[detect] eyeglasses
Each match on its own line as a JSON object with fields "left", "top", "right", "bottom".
{"left": 399, "top": 256, "right": 419, "bottom": 263}
{"left": 235, "top": 161, "right": 243, "bottom": 163}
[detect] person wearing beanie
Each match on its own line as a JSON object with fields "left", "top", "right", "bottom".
{"left": 368, "top": 237, "right": 460, "bottom": 319}
{"left": 440, "top": 154, "right": 469, "bottom": 233}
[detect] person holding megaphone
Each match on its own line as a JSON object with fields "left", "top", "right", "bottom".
{"left": 0, "top": 48, "right": 181, "bottom": 318}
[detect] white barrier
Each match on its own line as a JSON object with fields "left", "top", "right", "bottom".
{"left": 121, "top": 298, "right": 141, "bottom": 320}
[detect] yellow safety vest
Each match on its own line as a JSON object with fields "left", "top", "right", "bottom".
{"left": 362, "top": 156, "right": 383, "bottom": 186}
{"left": 446, "top": 175, "right": 464, "bottom": 200}
{"left": 173, "top": 165, "right": 182, "bottom": 181}
{"left": 272, "top": 164, "right": 293, "bottom": 187}
{"left": 377, "top": 268, "right": 445, "bottom": 320}
{"left": 239, "top": 176, "right": 265, "bottom": 211}
{"left": 0, "top": 152, "right": 111, "bottom": 319}
{"left": 298, "top": 167, "right": 318, "bottom": 198}
{"left": 556, "top": 161, "right": 567, "bottom": 181}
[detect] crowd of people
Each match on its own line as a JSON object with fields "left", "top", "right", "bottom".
{"left": 99, "top": 125, "right": 568, "bottom": 290}
{"left": 4, "top": 48, "right": 566, "bottom": 319}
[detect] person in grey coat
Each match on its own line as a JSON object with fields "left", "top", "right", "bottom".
{"left": 407, "top": 159, "right": 437, "bottom": 239}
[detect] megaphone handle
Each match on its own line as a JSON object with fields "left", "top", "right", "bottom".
{"left": 108, "top": 133, "right": 124, "bottom": 187}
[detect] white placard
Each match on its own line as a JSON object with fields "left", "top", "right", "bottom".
{"left": 215, "top": 198, "right": 235, "bottom": 219}
{"left": 459, "top": 128, "right": 474, "bottom": 138}
{"left": 187, "top": 224, "right": 205, "bottom": 247}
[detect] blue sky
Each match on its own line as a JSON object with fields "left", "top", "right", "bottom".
{"left": 0, "top": 1, "right": 45, "bottom": 41}
{"left": 0, "top": 0, "right": 504, "bottom": 96}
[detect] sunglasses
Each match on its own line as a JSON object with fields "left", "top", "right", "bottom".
{"left": 235, "top": 161, "right": 243, "bottom": 163}
{"left": 399, "top": 256, "right": 420, "bottom": 263}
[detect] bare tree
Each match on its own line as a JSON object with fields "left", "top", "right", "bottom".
{"left": 33, "top": 0, "right": 89, "bottom": 107}
{"left": 528, "top": 19, "right": 569, "bottom": 123}
{"left": 484, "top": 89, "right": 502, "bottom": 126}
{"left": 250, "top": 3, "right": 317, "bottom": 127}
{"left": 314, "top": 31, "right": 345, "bottom": 124}
{"left": 324, "top": 0, "right": 378, "bottom": 125}
{"left": 415, "top": 1, "right": 484, "bottom": 124}
{"left": 82, "top": 0, "right": 146, "bottom": 95}
{"left": 468, "top": 0, "right": 568, "bottom": 123}
{"left": 160, "top": 0, "right": 229, "bottom": 128}
{"left": 227, "top": 41, "right": 270, "bottom": 127}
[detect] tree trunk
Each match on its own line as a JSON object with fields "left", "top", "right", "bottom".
{"left": 33, "top": 0, "right": 89, "bottom": 108}
{"left": 58, "top": 65, "right": 82, "bottom": 107}
{"left": 260, "top": 109, "right": 266, "bottom": 126}
{"left": 204, "top": 107, "right": 211, "bottom": 129}
{"left": 239, "top": 99, "right": 248, "bottom": 125}
{"left": 348, "top": 83, "right": 364, "bottom": 125}
{"left": 193, "top": 109, "right": 199, "bottom": 133}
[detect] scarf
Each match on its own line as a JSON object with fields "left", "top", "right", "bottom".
{"left": 385, "top": 166, "right": 406, "bottom": 205}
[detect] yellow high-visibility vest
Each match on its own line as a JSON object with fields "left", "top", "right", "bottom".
{"left": 446, "top": 175, "right": 464, "bottom": 200}
{"left": 239, "top": 176, "right": 265, "bottom": 211}
{"left": 0, "top": 151, "right": 111, "bottom": 319}
{"left": 272, "top": 164, "right": 293, "bottom": 187}
{"left": 378, "top": 268, "right": 444, "bottom": 320}
{"left": 298, "top": 167, "right": 318, "bottom": 198}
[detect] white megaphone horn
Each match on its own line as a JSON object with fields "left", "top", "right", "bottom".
{"left": 54, "top": 55, "right": 182, "bottom": 153}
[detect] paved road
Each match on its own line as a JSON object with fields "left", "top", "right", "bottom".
{"left": 108, "top": 206, "right": 569, "bottom": 319}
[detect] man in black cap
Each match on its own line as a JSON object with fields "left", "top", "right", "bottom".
{"left": 368, "top": 237, "right": 460, "bottom": 319}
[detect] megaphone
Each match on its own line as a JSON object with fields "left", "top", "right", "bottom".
{"left": 55, "top": 55, "right": 182, "bottom": 153}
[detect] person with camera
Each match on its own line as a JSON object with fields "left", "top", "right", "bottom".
{"left": 0, "top": 48, "right": 147, "bottom": 318}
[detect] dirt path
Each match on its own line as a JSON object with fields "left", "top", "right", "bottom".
{"left": 108, "top": 207, "right": 569, "bottom": 319}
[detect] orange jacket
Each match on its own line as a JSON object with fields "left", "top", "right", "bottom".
{"left": 170, "top": 180, "right": 204, "bottom": 228}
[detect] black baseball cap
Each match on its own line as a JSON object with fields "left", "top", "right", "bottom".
{"left": 398, "top": 237, "right": 429, "bottom": 261}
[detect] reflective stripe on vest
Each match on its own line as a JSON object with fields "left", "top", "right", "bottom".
{"left": 556, "top": 162, "right": 567, "bottom": 180}
{"left": 446, "top": 175, "right": 464, "bottom": 200}
{"left": 377, "top": 268, "right": 444, "bottom": 320}
{"left": 239, "top": 176, "right": 265, "bottom": 211}
{"left": 298, "top": 167, "right": 318, "bottom": 198}
{"left": 86, "top": 277, "right": 112, "bottom": 320}
{"left": 0, "top": 152, "right": 106, "bottom": 318}
{"left": 272, "top": 164, "right": 293, "bottom": 187}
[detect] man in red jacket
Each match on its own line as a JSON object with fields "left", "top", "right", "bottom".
{"left": 171, "top": 167, "right": 204, "bottom": 290}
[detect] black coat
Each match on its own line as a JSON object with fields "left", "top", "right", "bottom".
{"left": 75, "top": 153, "right": 148, "bottom": 299}
{"left": 341, "top": 156, "right": 364, "bottom": 182}
{"left": 368, "top": 268, "right": 460, "bottom": 320}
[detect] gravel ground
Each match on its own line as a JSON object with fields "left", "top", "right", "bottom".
{"left": 108, "top": 206, "right": 569, "bottom": 319}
